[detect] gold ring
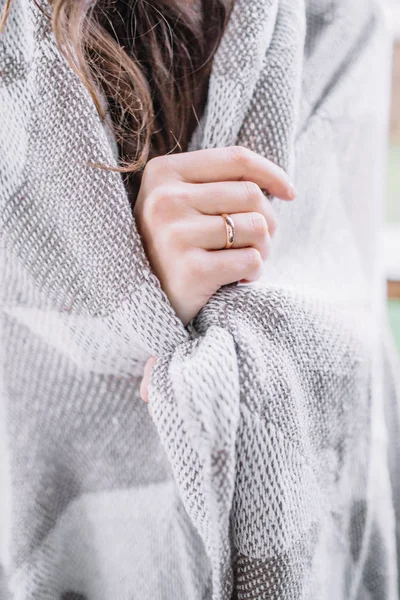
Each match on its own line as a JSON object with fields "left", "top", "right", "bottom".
{"left": 221, "top": 213, "right": 235, "bottom": 249}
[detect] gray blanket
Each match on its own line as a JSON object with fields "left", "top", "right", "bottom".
{"left": 1, "top": 0, "right": 400, "bottom": 598}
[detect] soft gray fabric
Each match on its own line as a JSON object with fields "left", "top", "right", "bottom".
{"left": 1, "top": 0, "right": 399, "bottom": 598}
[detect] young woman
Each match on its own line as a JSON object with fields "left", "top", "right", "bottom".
{"left": 1, "top": 0, "right": 399, "bottom": 599}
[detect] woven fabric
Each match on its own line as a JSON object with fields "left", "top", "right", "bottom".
{"left": 1, "top": 0, "right": 400, "bottom": 598}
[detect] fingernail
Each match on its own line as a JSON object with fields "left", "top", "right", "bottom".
{"left": 287, "top": 183, "right": 296, "bottom": 200}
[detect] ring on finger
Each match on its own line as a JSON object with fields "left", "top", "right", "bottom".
{"left": 221, "top": 213, "right": 235, "bottom": 249}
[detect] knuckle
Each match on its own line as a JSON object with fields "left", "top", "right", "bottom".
{"left": 157, "top": 185, "right": 176, "bottom": 204}
{"left": 145, "top": 155, "right": 169, "bottom": 177}
{"left": 173, "top": 184, "right": 191, "bottom": 205}
{"left": 243, "top": 180, "right": 261, "bottom": 202}
{"left": 246, "top": 248, "right": 263, "bottom": 273}
{"left": 230, "top": 145, "right": 252, "bottom": 167}
{"left": 145, "top": 186, "right": 176, "bottom": 220}
{"left": 145, "top": 188, "right": 164, "bottom": 219}
{"left": 160, "top": 221, "right": 181, "bottom": 249}
{"left": 164, "top": 219, "right": 191, "bottom": 249}
{"left": 250, "top": 212, "right": 268, "bottom": 238}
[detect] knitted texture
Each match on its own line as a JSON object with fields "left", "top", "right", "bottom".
{"left": 1, "top": 0, "right": 400, "bottom": 598}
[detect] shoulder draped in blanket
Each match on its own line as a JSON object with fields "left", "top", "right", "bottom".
{"left": 1, "top": 0, "right": 400, "bottom": 598}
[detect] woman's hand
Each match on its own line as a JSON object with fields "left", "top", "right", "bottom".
{"left": 134, "top": 146, "right": 295, "bottom": 326}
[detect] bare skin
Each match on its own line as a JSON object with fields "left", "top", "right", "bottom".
{"left": 135, "top": 146, "right": 296, "bottom": 403}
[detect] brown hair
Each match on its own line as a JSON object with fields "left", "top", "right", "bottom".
{"left": 1, "top": 0, "right": 232, "bottom": 200}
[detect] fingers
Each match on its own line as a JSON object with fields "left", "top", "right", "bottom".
{"left": 205, "top": 247, "right": 264, "bottom": 288}
{"left": 140, "top": 356, "right": 157, "bottom": 403}
{"left": 136, "top": 147, "right": 292, "bottom": 326}
{"left": 220, "top": 213, "right": 271, "bottom": 259}
{"left": 155, "top": 146, "right": 295, "bottom": 200}
{"left": 188, "top": 180, "right": 275, "bottom": 221}
{"left": 179, "top": 212, "right": 272, "bottom": 260}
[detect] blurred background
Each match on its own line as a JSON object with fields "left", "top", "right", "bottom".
{"left": 386, "top": 0, "right": 400, "bottom": 349}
